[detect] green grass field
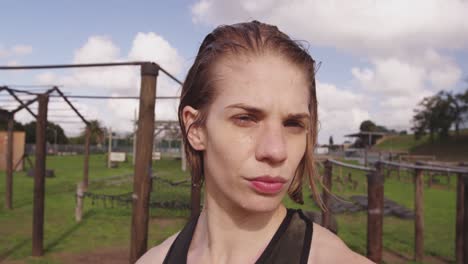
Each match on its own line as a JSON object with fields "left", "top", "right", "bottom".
{"left": 0, "top": 154, "right": 459, "bottom": 263}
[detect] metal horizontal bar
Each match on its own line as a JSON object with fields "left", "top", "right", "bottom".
{"left": 0, "top": 62, "right": 183, "bottom": 85}
{"left": 327, "top": 159, "right": 376, "bottom": 172}
{"left": 48, "top": 95, "right": 180, "bottom": 100}
{"left": 0, "top": 61, "right": 147, "bottom": 70}
{"left": 381, "top": 160, "right": 468, "bottom": 174}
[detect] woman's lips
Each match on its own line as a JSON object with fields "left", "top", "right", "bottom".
{"left": 248, "top": 176, "right": 286, "bottom": 194}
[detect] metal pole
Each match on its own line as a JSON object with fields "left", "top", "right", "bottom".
{"left": 129, "top": 62, "right": 158, "bottom": 263}
{"left": 367, "top": 162, "right": 384, "bottom": 263}
{"left": 5, "top": 113, "right": 14, "bottom": 210}
{"left": 32, "top": 94, "right": 48, "bottom": 256}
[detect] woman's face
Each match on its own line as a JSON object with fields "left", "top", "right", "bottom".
{"left": 188, "top": 53, "right": 310, "bottom": 213}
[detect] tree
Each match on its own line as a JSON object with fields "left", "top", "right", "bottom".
{"left": 0, "top": 119, "right": 24, "bottom": 131}
{"left": 81, "top": 120, "right": 105, "bottom": 145}
{"left": 329, "top": 136, "right": 334, "bottom": 146}
{"left": 23, "top": 121, "right": 68, "bottom": 144}
{"left": 412, "top": 89, "right": 467, "bottom": 141}
{"left": 359, "top": 120, "right": 376, "bottom": 132}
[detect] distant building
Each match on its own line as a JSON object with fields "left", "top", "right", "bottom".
{"left": 344, "top": 131, "right": 388, "bottom": 148}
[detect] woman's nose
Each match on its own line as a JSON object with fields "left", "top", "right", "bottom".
{"left": 255, "top": 123, "right": 287, "bottom": 165}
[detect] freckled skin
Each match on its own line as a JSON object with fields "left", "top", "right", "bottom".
{"left": 202, "top": 53, "right": 310, "bottom": 213}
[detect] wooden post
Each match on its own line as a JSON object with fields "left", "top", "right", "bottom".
{"left": 427, "top": 172, "right": 433, "bottom": 188}
{"left": 75, "top": 182, "right": 84, "bottom": 222}
{"left": 107, "top": 127, "right": 112, "bottom": 168}
{"left": 463, "top": 175, "right": 468, "bottom": 264}
{"left": 364, "top": 148, "right": 368, "bottom": 167}
{"left": 83, "top": 126, "right": 90, "bottom": 189}
{"left": 414, "top": 168, "right": 424, "bottom": 262}
{"left": 133, "top": 108, "right": 137, "bottom": 166}
{"left": 322, "top": 161, "right": 332, "bottom": 230}
{"left": 5, "top": 113, "right": 14, "bottom": 210}
{"left": 447, "top": 171, "right": 451, "bottom": 187}
{"left": 397, "top": 156, "right": 401, "bottom": 181}
{"left": 129, "top": 63, "right": 158, "bottom": 263}
{"left": 455, "top": 172, "right": 465, "bottom": 264}
{"left": 367, "top": 162, "right": 384, "bottom": 263}
{"left": 32, "top": 94, "right": 48, "bottom": 256}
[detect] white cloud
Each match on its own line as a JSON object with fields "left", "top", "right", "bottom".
{"left": 128, "top": 32, "right": 184, "bottom": 75}
{"left": 0, "top": 44, "right": 33, "bottom": 58}
{"left": 73, "top": 36, "right": 120, "bottom": 64}
{"left": 0, "top": 46, "right": 7, "bottom": 58}
{"left": 6, "top": 60, "right": 19, "bottom": 66}
{"left": 105, "top": 94, "right": 180, "bottom": 133}
{"left": 352, "top": 57, "right": 426, "bottom": 96}
{"left": 351, "top": 50, "right": 462, "bottom": 133}
{"left": 316, "top": 81, "right": 370, "bottom": 143}
{"left": 190, "top": 0, "right": 467, "bottom": 139}
{"left": 191, "top": 0, "right": 468, "bottom": 55}
{"left": 12, "top": 45, "right": 33, "bottom": 56}
{"left": 36, "top": 72, "right": 58, "bottom": 84}
{"left": 32, "top": 33, "right": 184, "bottom": 136}
{"left": 37, "top": 33, "right": 184, "bottom": 93}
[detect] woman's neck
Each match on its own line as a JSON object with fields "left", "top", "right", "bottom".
{"left": 188, "top": 190, "right": 287, "bottom": 264}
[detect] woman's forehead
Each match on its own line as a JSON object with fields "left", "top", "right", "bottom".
{"left": 210, "top": 54, "right": 310, "bottom": 112}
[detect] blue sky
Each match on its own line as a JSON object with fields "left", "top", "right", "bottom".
{"left": 1, "top": 0, "right": 467, "bottom": 144}
{"left": 1, "top": 1, "right": 203, "bottom": 68}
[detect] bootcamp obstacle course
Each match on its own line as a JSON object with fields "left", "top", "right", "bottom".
{"left": 2, "top": 62, "right": 468, "bottom": 263}
{"left": 1, "top": 62, "right": 184, "bottom": 262}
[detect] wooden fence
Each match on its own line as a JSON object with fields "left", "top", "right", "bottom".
{"left": 321, "top": 159, "right": 468, "bottom": 263}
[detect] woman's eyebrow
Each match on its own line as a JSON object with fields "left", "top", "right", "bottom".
{"left": 225, "top": 103, "right": 309, "bottom": 119}
{"left": 225, "top": 103, "right": 265, "bottom": 116}
{"left": 286, "top": 113, "right": 310, "bottom": 120}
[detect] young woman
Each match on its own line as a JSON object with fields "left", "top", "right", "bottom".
{"left": 137, "top": 21, "right": 372, "bottom": 264}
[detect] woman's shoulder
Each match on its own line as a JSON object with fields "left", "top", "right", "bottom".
{"left": 309, "top": 223, "right": 374, "bottom": 264}
{"left": 136, "top": 231, "right": 180, "bottom": 264}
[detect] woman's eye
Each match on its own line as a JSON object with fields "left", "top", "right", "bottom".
{"left": 284, "top": 120, "right": 306, "bottom": 133}
{"left": 284, "top": 120, "right": 304, "bottom": 128}
{"left": 233, "top": 114, "right": 256, "bottom": 126}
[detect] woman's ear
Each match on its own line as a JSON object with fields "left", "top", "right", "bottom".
{"left": 182, "top": 105, "right": 206, "bottom": 151}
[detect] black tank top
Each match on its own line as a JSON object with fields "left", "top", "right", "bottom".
{"left": 163, "top": 208, "right": 313, "bottom": 264}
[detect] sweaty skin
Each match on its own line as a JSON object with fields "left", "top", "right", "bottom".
{"left": 137, "top": 53, "right": 373, "bottom": 264}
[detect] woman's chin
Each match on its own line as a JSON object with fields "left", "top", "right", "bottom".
{"left": 237, "top": 195, "right": 284, "bottom": 213}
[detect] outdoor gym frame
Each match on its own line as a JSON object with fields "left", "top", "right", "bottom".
{"left": 4, "top": 61, "right": 466, "bottom": 263}
{"left": 321, "top": 158, "right": 468, "bottom": 263}
{"left": 1, "top": 61, "right": 185, "bottom": 263}
{"left": 1, "top": 84, "right": 91, "bottom": 256}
